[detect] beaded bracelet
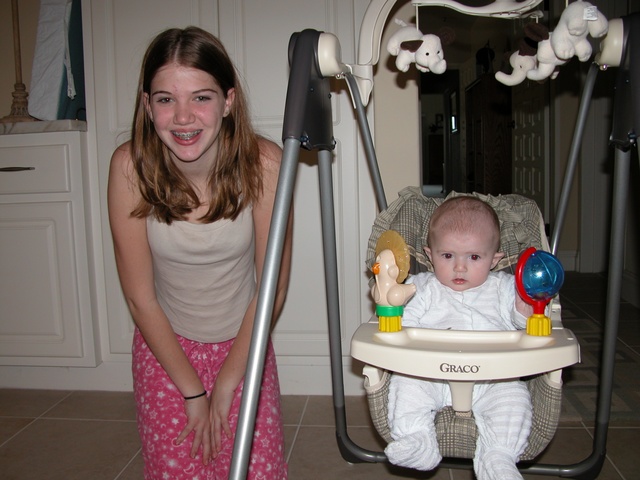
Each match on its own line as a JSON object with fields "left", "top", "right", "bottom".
{"left": 184, "top": 391, "right": 207, "bottom": 400}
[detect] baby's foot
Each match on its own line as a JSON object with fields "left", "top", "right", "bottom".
{"left": 384, "top": 431, "right": 441, "bottom": 471}
{"left": 475, "top": 448, "right": 523, "bottom": 480}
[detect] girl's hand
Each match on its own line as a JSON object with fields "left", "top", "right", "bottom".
{"left": 175, "top": 395, "right": 212, "bottom": 465}
{"left": 209, "top": 373, "right": 236, "bottom": 457}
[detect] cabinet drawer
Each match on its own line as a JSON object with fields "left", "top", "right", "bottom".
{"left": 0, "top": 144, "right": 71, "bottom": 194}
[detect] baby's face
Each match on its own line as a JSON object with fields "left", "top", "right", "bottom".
{"left": 425, "top": 228, "right": 503, "bottom": 292}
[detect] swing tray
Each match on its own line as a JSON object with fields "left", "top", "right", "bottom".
{"left": 351, "top": 320, "right": 580, "bottom": 381}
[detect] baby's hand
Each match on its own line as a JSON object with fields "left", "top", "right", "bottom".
{"left": 515, "top": 293, "right": 533, "bottom": 317}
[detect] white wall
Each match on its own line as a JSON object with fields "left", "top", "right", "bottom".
{"left": 372, "top": 1, "right": 421, "bottom": 203}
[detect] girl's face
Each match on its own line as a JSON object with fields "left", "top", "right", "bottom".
{"left": 425, "top": 228, "right": 503, "bottom": 292}
{"left": 144, "top": 63, "right": 235, "bottom": 169}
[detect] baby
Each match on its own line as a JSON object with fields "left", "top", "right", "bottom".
{"left": 385, "top": 196, "right": 533, "bottom": 480}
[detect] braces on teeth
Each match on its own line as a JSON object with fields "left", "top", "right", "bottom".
{"left": 173, "top": 131, "right": 200, "bottom": 140}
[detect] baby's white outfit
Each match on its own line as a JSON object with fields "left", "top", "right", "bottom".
{"left": 385, "top": 271, "right": 533, "bottom": 480}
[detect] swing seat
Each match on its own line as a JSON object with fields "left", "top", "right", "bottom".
{"left": 351, "top": 188, "right": 581, "bottom": 460}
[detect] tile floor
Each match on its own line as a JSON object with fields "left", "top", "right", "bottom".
{"left": 1, "top": 272, "right": 639, "bottom": 479}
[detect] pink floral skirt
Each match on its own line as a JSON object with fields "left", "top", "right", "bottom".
{"left": 132, "top": 329, "right": 287, "bottom": 479}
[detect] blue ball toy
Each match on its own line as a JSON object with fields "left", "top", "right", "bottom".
{"left": 516, "top": 248, "right": 565, "bottom": 335}
{"left": 521, "top": 250, "right": 565, "bottom": 301}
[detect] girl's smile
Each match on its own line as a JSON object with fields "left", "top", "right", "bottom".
{"left": 144, "top": 63, "right": 235, "bottom": 170}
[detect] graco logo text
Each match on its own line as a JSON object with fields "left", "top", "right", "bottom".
{"left": 439, "top": 363, "right": 480, "bottom": 374}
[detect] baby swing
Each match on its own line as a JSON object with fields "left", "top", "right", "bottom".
{"left": 228, "top": 1, "right": 640, "bottom": 479}
{"left": 353, "top": 188, "right": 577, "bottom": 462}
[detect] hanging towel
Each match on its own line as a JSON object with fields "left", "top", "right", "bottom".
{"left": 28, "top": 0, "right": 74, "bottom": 121}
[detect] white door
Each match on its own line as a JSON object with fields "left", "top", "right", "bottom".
{"left": 511, "top": 80, "right": 550, "bottom": 221}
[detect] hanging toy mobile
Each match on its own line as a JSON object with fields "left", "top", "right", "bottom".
{"left": 515, "top": 247, "right": 565, "bottom": 336}
{"left": 371, "top": 230, "right": 416, "bottom": 332}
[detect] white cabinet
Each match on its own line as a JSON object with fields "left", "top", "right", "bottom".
{"left": 0, "top": 127, "right": 99, "bottom": 366}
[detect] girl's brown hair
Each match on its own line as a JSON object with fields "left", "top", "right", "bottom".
{"left": 130, "top": 26, "right": 262, "bottom": 223}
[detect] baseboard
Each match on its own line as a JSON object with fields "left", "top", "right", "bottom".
{"left": 276, "top": 357, "right": 365, "bottom": 395}
{"left": 622, "top": 269, "right": 640, "bottom": 308}
{"left": 0, "top": 356, "right": 365, "bottom": 396}
{"left": 555, "top": 250, "right": 578, "bottom": 272}
{"left": 0, "top": 362, "right": 133, "bottom": 391}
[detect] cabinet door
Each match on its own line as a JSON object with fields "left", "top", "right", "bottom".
{"left": 0, "top": 202, "right": 95, "bottom": 365}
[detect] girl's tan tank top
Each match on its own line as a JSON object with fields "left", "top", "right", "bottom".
{"left": 146, "top": 207, "right": 255, "bottom": 343}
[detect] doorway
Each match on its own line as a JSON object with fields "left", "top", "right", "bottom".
{"left": 417, "top": 5, "right": 514, "bottom": 197}
{"left": 420, "top": 69, "right": 459, "bottom": 195}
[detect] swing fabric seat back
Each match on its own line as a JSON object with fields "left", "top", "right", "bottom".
{"left": 356, "top": 187, "right": 576, "bottom": 461}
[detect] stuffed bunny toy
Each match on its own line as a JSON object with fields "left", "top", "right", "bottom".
{"left": 551, "top": 1, "right": 608, "bottom": 61}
